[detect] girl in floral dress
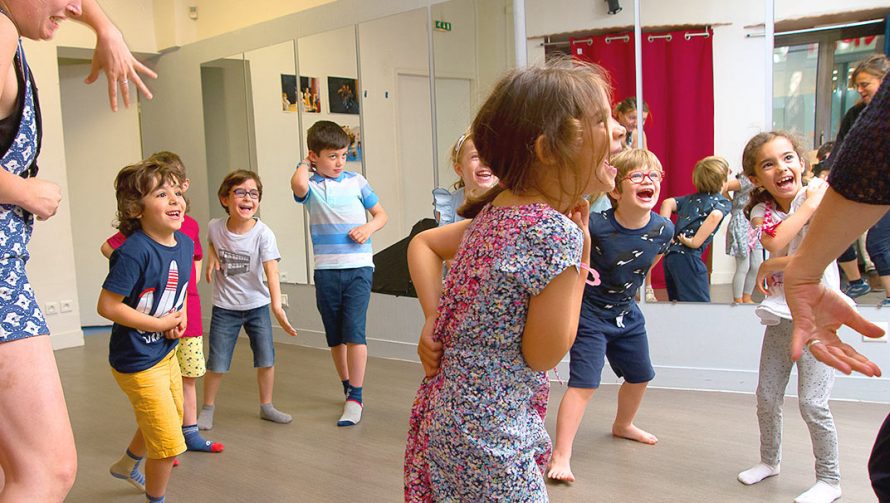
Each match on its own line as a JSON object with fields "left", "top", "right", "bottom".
{"left": 404, "top": 58, "right": 626, "bottom": 502}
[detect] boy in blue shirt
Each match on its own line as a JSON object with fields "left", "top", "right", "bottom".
{"left": 98, "top": 160, "right": 193, "bottom": 503}
{"left": 548, "top": 149, "right": 673, "bottom": 483}
{"left": 660, "top": 156, "right": 731, "bottom": 302}
{"left": 291, "top": 121, "right": 388, "bottom": 426}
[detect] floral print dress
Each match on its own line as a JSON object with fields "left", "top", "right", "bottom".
{"left": 404, "top": 203, "right": 582, "bottom": 502}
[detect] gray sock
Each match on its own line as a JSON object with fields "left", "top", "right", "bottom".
{"left": 260, "top": 403, "right": 293, "bottom": 424}
{"left": 197, "top": 405, "right": 215, "bottom": 431}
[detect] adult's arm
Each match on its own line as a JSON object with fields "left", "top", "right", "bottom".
{"left": 784, "top": 189, "right": 886, "bottom": 376}
{"left": 76, "top": 0, "right": 157, "bottom": 111}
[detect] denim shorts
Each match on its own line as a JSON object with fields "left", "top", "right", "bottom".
{"left": 314, "top": 267, "right": 373, "bottom": 347}
{"left": 206, "top": 305, "right": 275, "bottom": 372}
{"left": 568, "top": 303, "right": 655, "bottom": 389}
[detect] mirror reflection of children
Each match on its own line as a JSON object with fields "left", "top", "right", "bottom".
{"left": 199, "top": 170, "right": 297, "bottom": 431}
{"left": 615, "top": 97, "right": 649, "bottom": 150}
{"left": 737, "top": 131, "right": 843, "bottom": 503}
{"left": 404, "top": 58, "right": 626, "bottom": 501}
{"left": 547, "top": 149, "right": 673, "bottom": 484}
{"left": 723, "top": 172, "right": 764, "bottom": 304}
{"left": 432, "top": 131, "right": 499, "bottom": 226}
{"left": 101, "top": 152, "right": 224, "bottom": 458}
{"left": 660, "top": 157, "right": 731, "bottom": 302}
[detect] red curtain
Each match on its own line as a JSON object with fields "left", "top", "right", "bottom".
{"left": 572, "top": 29, "right": 715, "bottom": 289}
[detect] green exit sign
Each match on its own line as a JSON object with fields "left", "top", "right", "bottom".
{"left": 434, "top": 20, "right": 452, "bottom": 32}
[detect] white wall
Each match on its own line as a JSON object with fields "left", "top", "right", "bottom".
{"left": 59, "top": 62, "right": 143, "bottom": 326}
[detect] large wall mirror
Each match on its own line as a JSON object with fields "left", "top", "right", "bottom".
{"left": 296, "top": 25, "right": 362, "bottom": 283}
{"left": 358, "top": 8, "right": 434, "bottom": 250}
{"left": 773, "top": 1, "right": 889, "bottom": 307}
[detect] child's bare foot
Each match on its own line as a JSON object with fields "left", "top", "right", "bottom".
{"left": 612, "top": 423, "right": 658, "bottom": 444}
{"left": 546, "top": 453, "right": 575, "bottom": 483}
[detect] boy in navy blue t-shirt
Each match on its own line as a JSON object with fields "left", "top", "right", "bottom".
{"left": 98, "top": 160, "right": 193, "bottom": 503}
{"left": 548, "top": 149, "right": 673, "bottom": 483}
{"left": 660, "top": 156, "right": 731, "bottom": 302}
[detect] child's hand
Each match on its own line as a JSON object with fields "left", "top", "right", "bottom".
{"left": 156, "top": 310, "right": 184, "bottom": 333}
{"left": 205, "top": 246, "right": 220, "bottom": 283}
{"left": 567, "top": 199, "right": 591, "bottom": 255}
{"left": 418, "top": 316, "right": 443, "bottom": 378}
{"left": 272, "top": 306, "right": 298, "bottom": 337}
{"left": 348, "top": 224, "right": 372, "bottom": 244}
{"left": 804, "top": 181, "right": 828, "bottom": 210}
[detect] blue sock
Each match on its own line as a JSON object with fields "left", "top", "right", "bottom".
{"left": 146, "top": 493, "right": 165, "bottom": 503}
{"left": 347, "top": 386, "right": 363, "bottom": 405}
{"left": 182, "top": 424, "right": 224, "bottom": 452}
{"left": 342, "top": 379, "right": 351, "bottom": 396}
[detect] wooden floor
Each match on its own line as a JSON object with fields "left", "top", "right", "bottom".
{"left": 58, "top": 333, "right": 886, "bottom": 502}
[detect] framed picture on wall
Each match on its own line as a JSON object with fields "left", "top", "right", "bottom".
{"left": 300, "top": 76, "right": 321, "bottom": 113}
{"left": 328, "top": 76, "right": 360, "bottom": 115}
{"left": 280, "top": 74, "right": 297, "bottom": 113}
{"left": 342, "top": 124, "right": 362, "bottom": 162}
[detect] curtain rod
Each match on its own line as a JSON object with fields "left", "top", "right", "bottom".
{"left": 747, "top": 18, "right": 883, "bottom": 38}
{"left": 542, "top": 27, "right": 710, "bottom": 47}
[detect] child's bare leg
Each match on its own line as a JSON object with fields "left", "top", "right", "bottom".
{"left": 547, "top": 387, "right": 596, "bottom": 482}
{"left": 257, "top": 367, "right": 291, "bottom": 424}
{"left": 612, "top": 381, "right": 657, "bottom": 444}
{"left": 144, "top": 457, "right": 176, "bottom": 501}
{"left": 198, "top": 371, "right": 224, "bottom": 430}
{"left": 182, "top": 377, "right": 197, "bottom": 425}
{"left": 331, "top": 344, "right": 349, "bottom": 381}
{"left": 346, "top": 343, "right": 367, "bottom": 388}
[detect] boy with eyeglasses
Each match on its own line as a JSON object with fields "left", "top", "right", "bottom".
{"left": 291, "top": 121, "right": 387, "bottom": 426}
{"left": 548, "top": 149, "right": 673, "bottom": 483}
{"left": 197, "top": 170, "right": 298, "bottom": 431}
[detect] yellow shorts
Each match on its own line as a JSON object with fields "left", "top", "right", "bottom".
{"left": 112, "top": 350, "right": 186, "bottom": 459}
{"left": 176, "top": 336, "right": 206, "bottom": 378}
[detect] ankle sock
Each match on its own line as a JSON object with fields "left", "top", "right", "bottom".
{"left": 342, "top": 379, "right": 351, "bottom": 396}
{"left": 347, "top": 385, "right": 363, "bottom": 405}
{"left": 183, "top": 424, "right": 224, "bottom": 453}
{"left": 794, "top": 480, "right": 841, "bottom": 503}
{"left": 110, "top": 449, "right": 145, "bottom": 492}
{"left": 850, "top": 278, "right": 866, "bottom": 285}
{"left": 146, "top": 493, "right": 166, "bottom": 503}
{"left": 197, "top": 404, "right": 215, "bottom": 430}
{"left": 260, "top": 403, "right": 293, "bottom": 424}
{"left": 337, "top": 399, "right": 363, "bottom": 427}
{"left": 738, "top": 462, "right": 780, "bottom": 485}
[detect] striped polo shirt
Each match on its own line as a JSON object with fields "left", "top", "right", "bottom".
{"left": 294, "top": 171, "right": 379, "bottom": 269}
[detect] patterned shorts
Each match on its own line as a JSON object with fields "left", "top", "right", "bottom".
{"left": 176, "top": 336, "right": 206, "bottom": 378}
{"left": 0, "top": 258, "right": 49, "bottom": 343}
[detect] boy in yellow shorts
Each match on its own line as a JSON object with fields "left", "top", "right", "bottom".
{"left": 97, "top": 159, "right": 194, "bottom": 503}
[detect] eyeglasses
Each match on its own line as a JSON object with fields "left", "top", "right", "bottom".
{"left": 622, "top": 171, "right": 663, "bottom": 184}
{"left": 232, "top": 188, "right": 260, "bottom": 200}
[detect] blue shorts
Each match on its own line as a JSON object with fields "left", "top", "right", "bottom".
{"left": 0, "top": 258, "right": 49, "bottom": 342}
{"left": 664, "top": 252, "right": 711, "bottom": 302}
{"left": 568, "top": 302, "right": 655, "bottom": 389}
{"left": 206, "top": 305, "right": 275, "bottom": 372}
{"left": 314, "top": 267, "right": 373, "bottom": 347}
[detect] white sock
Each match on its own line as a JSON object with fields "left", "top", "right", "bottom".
{"left": 737, "top": 462, "right": 780, "bottom": 485}
{"left": 337, "top": 399, "right": 363, "bottom": 427}
{"left": 793, "top": 481, "right": 841, "bottom": 503}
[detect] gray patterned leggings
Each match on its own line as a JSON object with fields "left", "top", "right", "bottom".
{"left": 756, "top": 319, "right": 840, "bottom": 483}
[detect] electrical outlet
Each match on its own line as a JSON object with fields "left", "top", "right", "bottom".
{"left": 864, "top": 321, "right": 889, "bottom": 342}
{"left": 280, "top": 271, "right": 288, "bottom": 282}
{"left": 60, "top": 300, "right": 73, "bottom": 313}
{"left": 45, "top": 302, "right": 59, "bottom": 315}
{"left": 281, "top": 294, "right": 289, "bottom": 308}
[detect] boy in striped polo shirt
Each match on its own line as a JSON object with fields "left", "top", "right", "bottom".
{"left": 291, "top": 121, "right": 388, "bottom": 426}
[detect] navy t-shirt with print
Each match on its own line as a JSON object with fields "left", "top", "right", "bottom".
{"left": 665, "top": 193, "right": 731, "bottom": 257}
{"left": 102, "top": 230, "right": 194, "bottom": 373}
{"left": 585, "top": 209, "right": 674, "bottom": 317}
